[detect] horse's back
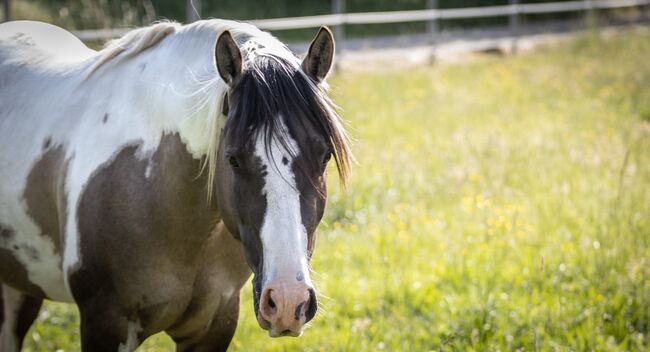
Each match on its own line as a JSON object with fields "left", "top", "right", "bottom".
{"left": 0, "top": 21, "right": 95, "bottom": 133}
{"left": 0, "top": 21, "right": 95, "bottom": 65}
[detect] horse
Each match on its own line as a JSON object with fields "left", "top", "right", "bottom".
{"left": 0, "top": 18, "right": 350, "bottom": 351}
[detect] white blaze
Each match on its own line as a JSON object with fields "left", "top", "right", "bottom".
{"left": 254, "top": 120, "right": 311, "bottom": 286}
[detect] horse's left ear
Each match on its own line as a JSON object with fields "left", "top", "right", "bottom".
{"left": 215, "top": 30, "right": 242, "bottom": 86}
{"left": 302, "top": 27, "right": 335, "bottom": 83}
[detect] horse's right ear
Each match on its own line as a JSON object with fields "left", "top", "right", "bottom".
{"left": 215, "top": 31, "right": 242, "bottom": 86}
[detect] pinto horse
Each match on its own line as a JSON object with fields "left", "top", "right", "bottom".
{"left": 0, "top": 19, "right": 350, "bottom": 351}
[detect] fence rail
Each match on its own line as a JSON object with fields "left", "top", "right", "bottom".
{"left": 252, "top": 0, "right": 648, "bottom": 27}
{"left": 3, "top": 0, "right": 649, "bottom": 42}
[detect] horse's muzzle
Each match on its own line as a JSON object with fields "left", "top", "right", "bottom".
{"left": 256, "top": 279, "right": 317, "bottom": 337}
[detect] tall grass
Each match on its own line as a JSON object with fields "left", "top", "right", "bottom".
{"left": 23, "top": 29, "right": 650, "bottom": 351}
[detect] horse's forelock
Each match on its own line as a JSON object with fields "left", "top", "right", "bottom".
{"left": 224, "top": 54, "right": 351, "bottom": 189}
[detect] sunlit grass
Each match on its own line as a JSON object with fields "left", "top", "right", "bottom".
{"left": 24, "top": 29, "right": 650, "bottom": 351}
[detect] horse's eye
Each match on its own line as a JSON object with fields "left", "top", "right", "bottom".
{"left": 322, "top": 153, "right": 332, "bottom": 166}
{"left": 228, "top": 156, "right": 240, "bottom": 169}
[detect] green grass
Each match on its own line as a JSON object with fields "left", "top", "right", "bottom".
{"left": 24, "top": 29, "right": 650, "bottom": 351}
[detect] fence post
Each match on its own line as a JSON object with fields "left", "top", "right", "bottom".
{"left": 584, "top": 0, "right": 596, "bottom": 28}
{"left": 332, "top": 0, "right": 345, "bottom": 55}
{"left": 3, "top": 0, "right": 10, "bottom": 23}
{"left": 426, "top": 0, "right": 438, "bottom": 64}
{"left": 186, "top": 0, "right": 202, "bottom": 23}
{"left": 509, "top": 0, "right": 519, "bottom": 55}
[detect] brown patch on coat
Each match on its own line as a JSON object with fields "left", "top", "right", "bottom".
{"left": 23, "top": 145, "right": 68, "bottom": 261}
{"left": 172, "top": 293, "right": 241, "bottom": 351}
{"left": 70, "top": 133, "right": 226, "bottom": 344}
{"left": 166, "top": 222, "right": 249, "bottom": 347}
{"left": 0, "top": 225, "right": 46, "bottom": 298}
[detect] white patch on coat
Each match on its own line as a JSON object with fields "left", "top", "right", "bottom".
{"left": 1, "top": 205, "right": 67, "bottom": 300}
{"left": 0, "top": 285, "right": 24, "bottom": 351}
{"left": 117, "top": 320, "right": 143, "bottom": 352}
{"left": 253, "top": 119, "right": 311, "bottom": 286}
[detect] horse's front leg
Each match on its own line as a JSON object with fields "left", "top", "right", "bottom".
{"left": 0, "top": 284, "right": 43, "bottom": 352}
{"left": 76, "top": 294, "right": 143, "bottom": 352}
{"left": 171, "top": 293, "right": 240, "bottom": 352}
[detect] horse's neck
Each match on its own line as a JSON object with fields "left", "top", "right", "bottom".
{"left": 82, "top": 38, "right": 227, "bottom": 161}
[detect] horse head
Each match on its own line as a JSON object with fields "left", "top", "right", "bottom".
{"left": 213, "top": 27, "right": 351, "bottom": 337}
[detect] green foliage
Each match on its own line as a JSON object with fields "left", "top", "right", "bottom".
{"left": 23, "top": 30, "right": 650, "bottom": 351}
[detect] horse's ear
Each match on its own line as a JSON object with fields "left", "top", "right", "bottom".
{"left": 302, "top": 26, "right": 335, "bottom": 83}
{"left": 215, "top": 31, "right": 242, "bottom": 86}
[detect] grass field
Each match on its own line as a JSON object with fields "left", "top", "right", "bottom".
{"left": 23, "top": 29, "right": 650, "bottom": 351}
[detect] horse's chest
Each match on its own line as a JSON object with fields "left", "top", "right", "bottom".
{"left": 96, "top": 223, "right": 250, "bottom": 336}
{"left": 167, "top": 224, "right": 251, "bottom": 335}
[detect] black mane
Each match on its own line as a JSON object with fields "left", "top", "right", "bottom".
{"left": 224, "top": 53, "right": 351, "bottom": 186}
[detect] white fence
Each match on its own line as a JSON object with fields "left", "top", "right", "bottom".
{"left": 250, "top": 0, "right": 648, "bottom": 29}
{"left": 2, "top": 0, "right": 648, "bottom": 42}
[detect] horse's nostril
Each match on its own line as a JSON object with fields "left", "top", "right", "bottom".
{"left": 305, "top": 288, "right": 318, "bottom": 322}
{"left": 260, "top": 288, "right": 278, "bottom": 322}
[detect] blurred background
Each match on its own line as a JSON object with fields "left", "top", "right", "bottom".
{"left": 4, "top": 0, "right": 649, "bottom": 53}
{"left": 3, "top": 0, "right": 650, "bottom": 351}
